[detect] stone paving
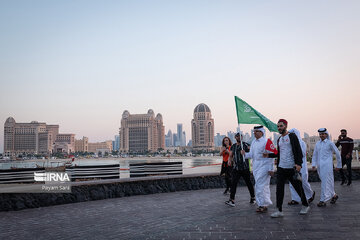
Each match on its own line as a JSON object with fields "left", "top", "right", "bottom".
{"left": 0, "top": 181, "right": 359, "bottom": 240}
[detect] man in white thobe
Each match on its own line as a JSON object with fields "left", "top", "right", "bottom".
{"left": 242, "top": 126, "right": 274, "bottom": 213}
{"left": 288, "top": 128, "right": 315, "bottom": 205}
{"left": 312, "top": 128, "right": 341, "bottom": 207}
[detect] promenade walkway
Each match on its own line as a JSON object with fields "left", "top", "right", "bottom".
{"left": 0, "top": 181, "right": 359, "bottom": 240}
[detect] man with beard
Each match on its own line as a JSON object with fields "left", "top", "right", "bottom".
{"left": 225, "top": 133, "right": 255, "bottom": 207}
{"left": 335, "top": 129, "right": 354, "bottom": 186}
{"left": 263, "top": 119, "right": 310, "bottom": 217}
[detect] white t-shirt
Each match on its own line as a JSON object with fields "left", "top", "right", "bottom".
{"left": 278, "top": 134, "right": 295, "bottom": 169}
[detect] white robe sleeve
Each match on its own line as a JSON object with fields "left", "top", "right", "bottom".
{"left": 330, "top": 142, "right": 342, "bottom": 169}
{"left": 312, "top": 143, "right": 319, "bottom": 167}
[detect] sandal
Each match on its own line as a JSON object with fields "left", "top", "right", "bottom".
{"left": 317, "top": 201, "right": 326, "bottom": 207}
{"left": 256, "top": 206, "right": 268, "bottom": 213}
{"left": 288, "top": 200, "right": 299, "bottom": 205}
{"left": 330, "top": 195, "right": 339, "bottom": 204}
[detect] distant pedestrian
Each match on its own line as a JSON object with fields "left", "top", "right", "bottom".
{"left": 335, "top": 129, "right": 354, "bottom": 186}
{"left": 263, "top": 119, "right": 310, "bottom": 217}
{"left": 312, "top": 128, "right": 341, "bottom": 207}
{"left": 287, "top": 128, "right": 315, "bottom": 205}
{"left": 220, "top": 137, "right": 232, "bottom": 194}
{"left": 242, "top": 126, "right": 274, "bottom": 213}
{"left": 225, "top": 133, "right": 255, "bottom": 207}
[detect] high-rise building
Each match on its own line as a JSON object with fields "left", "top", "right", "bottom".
{"left": 191, "top": 103, "right": 215, "bottom": 151}
{"left": 165, "top": 130, "right": 173, "bottom": 147}
{"left": 214, "top": 133, "right": 226, "bottom": 147}
{"left": 172, "top": 123, "right": 187, "bottom": 147}
{"left": 173, "top": 133, "right": 178, "bottom": 147}
{"left": 227, "top": 131, "right": 236, "bottom": 144}
{"left": 182, "top": 131, "right": 186, "bottom": 146}
{"left": 119, "top": 109, "right": 165, "bottom": 153}
{"left": 177, "top": 124, "right": 183, "bottom": 147}
{"left": 112, "top": 135, "right": 120, "bottom": 151}
{"left": 4, "top": 117, "right": 62, "bottom": 157}
{"left": 75, "top": 137, "right": 89, "bottom": 152}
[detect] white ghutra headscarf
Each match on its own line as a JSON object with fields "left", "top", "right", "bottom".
{"left": 254, "top": 125, "right": 266, "bottom": 138}
{"left": 318, "top": 128, "right": 330, "bottom": 139}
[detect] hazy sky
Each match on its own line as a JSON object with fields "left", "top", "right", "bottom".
{"left": 1, "top": 0, "right": 360, "bottom": 152}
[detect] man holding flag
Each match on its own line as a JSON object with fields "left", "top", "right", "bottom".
{"left": 233, "top": 96, "right": 278, "bottom": 210}
{"left": 234, "top": 97, "right": 309, "bottom": 217}
{"left": 241, "top": 126, "right": 277, "bottom": 213}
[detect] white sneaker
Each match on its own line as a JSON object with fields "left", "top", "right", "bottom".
{"left": 299, "top": 206, "right": 310, "bottom": 215}
{"left": 271, "top": 211, "right": 284, "bottom": 218}
{"left": 225, "top": 200, "right": 235, "bottom": 207}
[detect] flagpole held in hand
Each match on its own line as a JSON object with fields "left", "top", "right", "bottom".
{"left": 239, "top": 124, "right": 252, "bottom": 171}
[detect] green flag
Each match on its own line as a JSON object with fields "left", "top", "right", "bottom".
{"left": 234, "top": 96, "right": 278, "bottom": 132}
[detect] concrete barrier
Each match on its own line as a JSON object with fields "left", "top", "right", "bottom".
{"left": 0, "top": 167, "right": 359, "bottom": 212}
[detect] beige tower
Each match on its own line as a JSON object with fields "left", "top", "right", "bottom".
{"left": 4, "top": 117, "right": 16, "bottom": 157}
{"left": 191, "top": 103, "right": 215, "bottom": 151}
{"left": 119, "top": 109, "right": 165, "bottom": 153}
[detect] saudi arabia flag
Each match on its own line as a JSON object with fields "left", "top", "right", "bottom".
{"left": 234, "top": 96, "right": 278, "bottom": 132}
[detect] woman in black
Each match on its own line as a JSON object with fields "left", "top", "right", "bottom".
{"left": 220, "top": 137, "right": 232, "bottom": 194}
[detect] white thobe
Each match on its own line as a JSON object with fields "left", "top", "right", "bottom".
{"left": 312, "top": 139, "right": 341, "bottom": 202}
{"left": 289, "top": 141, "right": 314, "bottom": 202}
{"left": 245, "top": 137, "right": 274, "bottom": 207}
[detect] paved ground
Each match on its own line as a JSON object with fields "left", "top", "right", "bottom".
{"left": 0, "top": 181, "right": 359, "bottom": 240}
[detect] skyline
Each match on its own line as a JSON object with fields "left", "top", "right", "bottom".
{"left": 1, "top": 1, "right": 360, "bottom": 152}
{"left": 0, "top": 108, "right": 351, "bottom": 148}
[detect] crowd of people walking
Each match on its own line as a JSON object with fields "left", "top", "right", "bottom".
{"left": 220, "top": 119, "right": 354, "bottom": 218}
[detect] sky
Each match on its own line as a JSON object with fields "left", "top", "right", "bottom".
{"left": 1, "top": 0, "right": 360, "bottom": 152}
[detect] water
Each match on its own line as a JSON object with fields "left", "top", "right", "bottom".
{"left": 0, "top": 157, "right": 223, "bottom": 178}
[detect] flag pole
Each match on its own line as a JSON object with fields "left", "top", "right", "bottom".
{"left": 239, "top": 123, "right": 248, "bottom": 169}
{"left": 238, "top": 123, "right": 243, "bottom": 150}
{"left": 235, "top": 96, "right": 243, "bottom": 151}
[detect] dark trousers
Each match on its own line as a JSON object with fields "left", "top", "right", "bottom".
{"left": 276, "top": 167, "right": 308, "bottom": 211}
{"left": 230, "top": 169, "right": 255, "bottom": 201}
{"left": 221, "top": 163, "right": 232, "bottom": 190}
{"left": 340, "top": 156, "right": 352, "bottom": 183}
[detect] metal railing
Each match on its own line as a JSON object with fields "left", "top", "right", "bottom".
{"left": 130, "top": 162, "right": 182, "bottom": 178}
{"left": 0, "top": 162, "right": 183, "bottom": 183}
